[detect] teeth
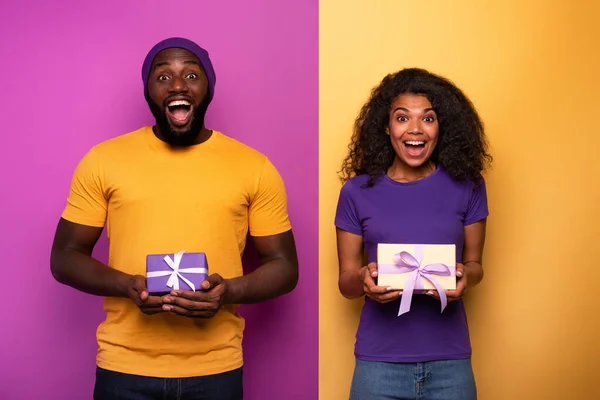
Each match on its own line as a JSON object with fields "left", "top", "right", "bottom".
{"left": 168, "top": 100, "right": 191, "bottom": 107}
{"left": 405, "top": 141, "right": 425, "bottom": 145}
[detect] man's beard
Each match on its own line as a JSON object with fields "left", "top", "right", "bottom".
{"left": 147, "top": 99, "right": 209, "bottom": 147}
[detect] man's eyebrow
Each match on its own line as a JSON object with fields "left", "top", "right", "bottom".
{"left": 153, "top": 60, "right": 201, "bottom": 70}
{"left": 153, "top": 61, "right": 170, "bottom": 70}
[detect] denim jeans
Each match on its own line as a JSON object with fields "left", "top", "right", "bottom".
{"left": 93, "top": 366, "right": 243, "bottom": 400}
{"left": 349, "top": 358, "right": 477, "bottom": 400}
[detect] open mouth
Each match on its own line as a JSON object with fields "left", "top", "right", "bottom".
{"left": 166, "top": 100, "right": 193, "bottom": 127}
{"left": 403, "top": 140, "right": 427, "bottom": 157}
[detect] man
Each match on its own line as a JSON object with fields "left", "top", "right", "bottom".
{"left": 50, "top": 37, "right": 299, "bottom": 399}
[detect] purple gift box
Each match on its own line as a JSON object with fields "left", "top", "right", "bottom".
{"left": 145, "top": 250, "right": 209, "bottom": 295}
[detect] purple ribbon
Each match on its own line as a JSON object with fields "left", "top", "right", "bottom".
{"left": 379, "top": 245, "right": 453, "bottom": 316}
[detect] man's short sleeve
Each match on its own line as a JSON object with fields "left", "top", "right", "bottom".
{"left": 248, "top": 157, "right": 292, "bottom": 237}
{"left": 61, "top": 147, "right": 108, "bottom": 227}
{"left": 464, "top": 177, "right": 489, "bottom": 226}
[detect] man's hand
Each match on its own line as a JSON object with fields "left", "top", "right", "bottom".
{"left": 161, "top": 274, "right": 229, "bottom": 318}
{"left": 426, "top": 263, "right": 468, "bottom": 302}
{"left": 124, "top": 275, "right": 164, "bottom": 315}
{"left": 362, "top": 262, "right": 402, "bottom": 304}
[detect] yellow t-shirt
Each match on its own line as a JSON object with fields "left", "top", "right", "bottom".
{"left": 61, "top": 126, "right": 292, "bottom": 378}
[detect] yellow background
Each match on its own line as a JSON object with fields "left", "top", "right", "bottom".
{"left": 318, "top": 1, "right": 600, "bottom": 399}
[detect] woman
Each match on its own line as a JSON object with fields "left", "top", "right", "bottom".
{"left": 335, "top": 68, "right": 492, "bottom": 400}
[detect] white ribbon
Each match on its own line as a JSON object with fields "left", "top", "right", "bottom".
{"left": 146, "top": 250, "right": 207, "bottom": 292}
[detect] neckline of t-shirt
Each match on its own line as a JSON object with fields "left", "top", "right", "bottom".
{"left": 143, "top": 126, "right": 222, "bottom": 151}
{"left": 382, "top": 164, "right": 441, "bottom": 186}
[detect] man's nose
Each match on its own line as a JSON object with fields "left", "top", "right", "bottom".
{"left": 168, "top": 76, "right": 189, "bottom": 93}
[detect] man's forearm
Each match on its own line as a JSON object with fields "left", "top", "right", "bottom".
{"left": 224, "top": 258, "right": 298, "bottom": 304}
{"left": 50, "top": 249, "right": 131, "bottom": 298}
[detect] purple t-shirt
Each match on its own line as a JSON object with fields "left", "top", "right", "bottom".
{"left": 334, "top": 166, "right": 489, "bottom": 362}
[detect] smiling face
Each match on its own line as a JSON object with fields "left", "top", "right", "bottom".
{"left": 387, "top": 93, "right": 439, "bottom": 173}
{"left": 146, "top": 48, "right": 210, "bottom": 146}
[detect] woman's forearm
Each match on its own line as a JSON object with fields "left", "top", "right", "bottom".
{"left": 339, "top": 268, "right": 366, "bottom": 299}
{"left": 464, "top": 261, "right": 484, "bottom": 288}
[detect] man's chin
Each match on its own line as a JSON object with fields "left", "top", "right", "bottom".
{"left": 168, "top": 124, "right": 193, "bottom": 135}
{"left": 162, "top": 130, "right": 200, "bottom": 146}
{"left": 148, "top": 100, "right": 208, "bottom": 147}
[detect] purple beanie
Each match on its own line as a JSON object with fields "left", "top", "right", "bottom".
{"left": 141, "top": 37, "right": 216, "bottom": 104}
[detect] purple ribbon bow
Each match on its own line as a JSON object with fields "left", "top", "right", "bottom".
{"left": 380, "top": 245, "right": 453, "bottom": 316}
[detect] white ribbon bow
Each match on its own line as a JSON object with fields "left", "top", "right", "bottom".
{"left": 146, "top": 250, "right": 207, "bottom": 292}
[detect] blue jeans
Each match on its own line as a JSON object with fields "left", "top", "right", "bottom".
{"left": 93, "top": 366, "right": 243, "bottom": 400}
{"left": 349, "top": 358, "right": 477, "bottom": 400}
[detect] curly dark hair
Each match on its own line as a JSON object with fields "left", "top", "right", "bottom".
{"left": 339, "top": 68, "right": 492, "bottom": 187}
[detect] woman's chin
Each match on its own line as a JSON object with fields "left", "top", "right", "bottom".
{"left": 397, "top": 154, "right": 433, "bottom": 170}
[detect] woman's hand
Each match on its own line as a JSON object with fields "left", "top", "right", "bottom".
{"left": 427, "top": 220, "right": 487, "bottom": 302}
{"left": 427, "top": 261, "right": 483, "bottom": 302}
{"left": 361, "top": 262, "right": 402, "bottom": 303}
{"left": 425, "top": 262, "right": 466, "bottom": 302}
